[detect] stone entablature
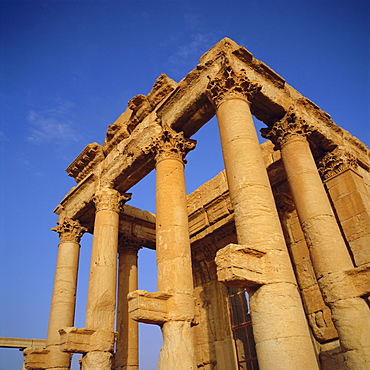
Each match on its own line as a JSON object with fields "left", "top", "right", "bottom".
{"left": 58, "top": 38, "right": 369, "bottom": 228}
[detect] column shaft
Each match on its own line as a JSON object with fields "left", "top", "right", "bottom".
{"left": 279, "top": 135, "right": 370, "bottom": 368}
{"left": 215, "top": 97, "right": 319, "bottom": 370}
{"left": 85, "top": 209, "right": 119, "bottom": 330}
{"left": 115, "top": 244, "right": 139, "bottom": 370}
{"left": 82, "top": 188, "right": 125, "bottom": 370}
{"left": 155, "top": 151, "right": 196, "bottom": 370}
{"left": 282, "top": 138, "right": 353, "bottom": 273}
{"left": 47, "top": 218, "right": 86, "bottom": 370}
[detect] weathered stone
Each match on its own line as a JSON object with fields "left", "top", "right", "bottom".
{"left": 19, "top": 38, "right": 370, "bottom": 370}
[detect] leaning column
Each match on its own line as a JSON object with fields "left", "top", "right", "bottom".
{"left": 46, "top": 218, "right": 86, "bottom": 370}
{"left": 115, "top": 237, "right": 141, "bottom": 370}
{"left": 262, "top": 112, "right": 370, "bottom": 369}
{"left": 145, "top": 124, "right": 197, "bottom": 369}
{"left": 207, "top": 65, "right": 319, "bottom": 369}
{"left": 81, "top": 188, "right": 131, "bottom": 370}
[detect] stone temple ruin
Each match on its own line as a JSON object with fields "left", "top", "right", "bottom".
{"left": 13, "top": 38, "right": 370, "bottom": 369}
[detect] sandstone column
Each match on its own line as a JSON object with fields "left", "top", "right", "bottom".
{"left": 115, "top": 237, "right": 140, "bottom": 370}
{"left": 207, "top": 65, "right": 319, "bottom": 370}
{"left": 262, "top": 111, "right": 370, "bottom": 369}
{"left": 81, "top": 188, "right": 131, "bottom": 370}
{"left": 47, "top": 218, "right": 86, "bottom": 370}
{"left": 145, "top": 124, "right": 197, "bottom": 369}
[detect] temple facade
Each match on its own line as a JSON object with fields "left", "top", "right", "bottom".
{"left": 22, "top": 38, "right": 370, "bottom": 370}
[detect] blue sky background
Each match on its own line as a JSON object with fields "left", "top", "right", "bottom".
{"left": 0, "top": 1, "right": 369, "bottom": 369}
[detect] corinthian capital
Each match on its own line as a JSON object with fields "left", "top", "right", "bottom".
{"left": 51, "top": 218, "right": 87, "bottom": 243}
{"left": 142, "top": 124, "right": 196, "bottom": 164}
{"left": 206, "top": 64, "right": 261, "bottom": 109}
{"left": 93, "top": 188, "right": 132, "bottom": 213}
{"left": 261, "top": 110, "right": 314, "bottom": 150}
{"left": 317, "top": 147, "right": 358, "bottom": 181}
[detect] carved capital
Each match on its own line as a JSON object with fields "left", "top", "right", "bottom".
{"left": 261, "top": 110, "right": 314, "bottom": 150}
{"left": 118, "top": 234, "right": 142, "bottom": 255}
{"left": 142, "top": 124, "right": 196, "bottom": 164}
{"left": 51, "top": 218, "right": 87, "bottom": 243}
{"left": 206, "top": 63, "right": 261, "bottom": 109}
{"left": 317, "top": 147, "right": 358, "bottom": 181}
{"left": 93, "top": 188, "right": 131, "bottom": 213}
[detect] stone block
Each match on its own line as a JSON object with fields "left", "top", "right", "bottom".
{"left": 23, "top": 348, "right": 48, "bottom": 369}
{"left": 59, "top": 327, "right": 94, "bottom": 353}
{"left": 318, "top": 266, "right": 370, "bottom": 303}
{"left": 342, "top": 211, "right": 370, "bottom": 240}
{"left": 325, "top": 169, "right": 368, "bottom": 198}
{"left": 128, "top": 290, "right": 195, "bottom": 324}
{"left": 346, "top": 263, "right": 370, "bottom": 297}
{"left": 206, "top": 196, "right": 230, "bottom": 225}
{"left": 188, "top": 209, "right": 209, "bottom": 235}
{"left": 289, "top": 215, "right": 305, "bottom": 243}
{"left": 301, "top": 284, "right": 326, "bottom": 314}
{"left": 332, "top": 193, "right": 368, "bottom": 222}
{"left": 346, "top": 232, "right": 370, "bottom": 266}
{"left": 308, "top": 307, "right": 338, "bottom": 343}
{"left": 289, "top": 241, "right": 311, "bottom": 266}
{"left": 128, "top": 290, "right": 170, "bottom": 325}
{"left": 215, "top": 243, "right": 267, "bottom": 288}
{"left": 295, "top": 259, "right": 317, "bottom": 289}
{"left": 59, "top": 327, "right": 115, "bottom": 354}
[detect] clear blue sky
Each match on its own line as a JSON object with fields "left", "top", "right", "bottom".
{"left": 0, "top": 1, "right": 369, "bottom": 369}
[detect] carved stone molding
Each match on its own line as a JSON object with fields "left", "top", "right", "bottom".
{"left": 261, "top": 110, "right": 315, "bottom": 150}
{"left": 93, "top": 188, "right": 132, "bottom": 213}
{"left": 317, "top": 147, "right": 358, "bottom": 181}
{"left": 206, "top": 63, "right": 261, "bottom": 109}
{"left": 51, "top": 218, "right": 87, "bottom": 243}
{"left": 143, "top": 124, "right": 196, "bottom": 164}
{"left": 66, "top": 143, "right": 104, "bottom": 183}
{"left": 118, "top": 234, "right": 143, "bottom": 255}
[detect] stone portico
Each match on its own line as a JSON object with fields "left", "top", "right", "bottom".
{"left": 21, "top": 38, "right": 369, "bottom": 370}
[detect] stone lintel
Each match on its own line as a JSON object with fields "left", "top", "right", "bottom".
{"left": 128, "top": 290, "right": 195, "bottom": 325}
{"left": 57, "top": 39, "right": 369, "bottom": 222}
{"left": 23, "top": 348, "right": 49, "bottom": 369}
{"left": 215, "top": 243, "right": 267, "bottom": 288}
{"left": 0, "top": 337, "right": 46, "bottom": 349}
{"left": 59, "top": 327, "right": 115, "bottom": 354}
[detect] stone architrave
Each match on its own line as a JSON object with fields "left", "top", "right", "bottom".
{"left": 262, "top": 112, "right": 370, "bottom": 368}
{"left": 81, "top": 188, "right": 131, "bottom": 370}
{"left": 132, "top": 124, "right": 197, "bottom": 370}
{"left": 115, "top": 236, "right": 141, "bottom": 370}
{"left": 207, "top": 64, "right": 319, "bottom": 370}
{"left": 46, "top": 218, "right": 87, "bottom": 370}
